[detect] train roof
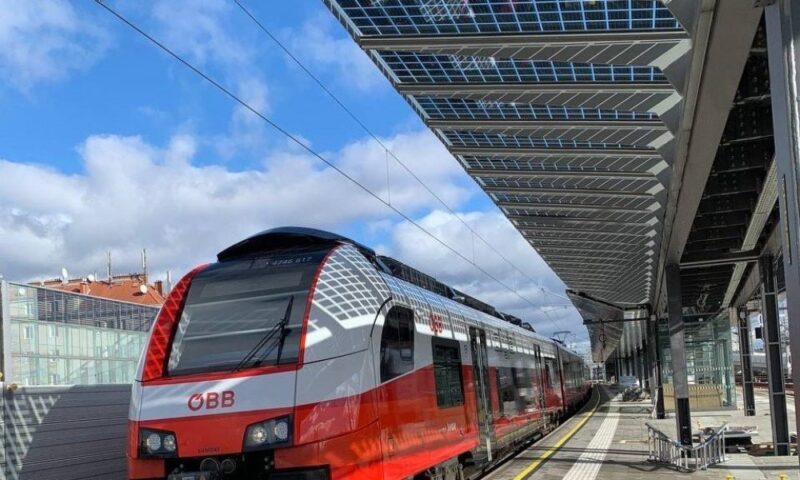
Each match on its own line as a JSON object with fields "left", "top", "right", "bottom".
{"left": 218, "top": 227, "right": 575, "bottom": 349}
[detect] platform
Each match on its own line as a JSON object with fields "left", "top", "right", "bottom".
{"left": 485, "top": 386, "right": 800, "bottom": 480}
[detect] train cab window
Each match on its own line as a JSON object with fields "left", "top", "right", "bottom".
{"left": 432, "top": 338, "right": 464, "bottom": 408}
{"left": 380, "top": 306, "right": 415, "bottom": 383}
{"left": 166, "top": 249, "right": 328, "bottom": 377}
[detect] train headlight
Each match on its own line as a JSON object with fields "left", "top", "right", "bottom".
{"left": 244, "top": 415, "right": 292, "bottom": 451}
{"left": 162, "top": 434, "right": 177, "bottom": 453}
{"left": 139, "top": 428, "right": 178, "bottom": 458}
{"left": 248, "top": 425, "right": 268, "bottom": 445}
{"left": 145, "top": 433, "right": 161, "bottom": 453}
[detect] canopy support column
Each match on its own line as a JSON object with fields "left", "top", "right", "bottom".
{"left": 734, "top": 306, "right": 755, "bottom": 416}
{"left": 766, "top": 0, "right": 800, "bottom": 461}
{"left": 758, "top": 256, "right": 790, "bottom": 455}
{"left": 666, "top": 263, "right": 692, "bottom": 446}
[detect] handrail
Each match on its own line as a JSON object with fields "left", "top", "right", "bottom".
{"left": 645, "top": 422, "right": 727, "bottom": 471}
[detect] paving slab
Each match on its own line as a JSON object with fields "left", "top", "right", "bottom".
{"left": 484, "top": 385, "right": 800, "bottom": 480}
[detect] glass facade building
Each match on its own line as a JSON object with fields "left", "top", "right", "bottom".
{"left": 0, "top": 281, "right": 159, "bottom": 386}
{"left": 658, "top": 313, "right": 736, "bottom": 412}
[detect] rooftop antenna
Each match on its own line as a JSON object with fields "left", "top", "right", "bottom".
{"left": 165, "top": 270, "right": 172, "bottom": 294}
{"left": 141, "top": 248, "right": 148, "bottom": 285}
{"left": 106, "top": 251, "right": 112, "bottom": 284}
{"left": 60, "top": 267, "right": 69, "bottom": 285}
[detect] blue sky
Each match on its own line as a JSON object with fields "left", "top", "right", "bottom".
{"left": 0, "top": 0, "right": 586, "bottom": 344}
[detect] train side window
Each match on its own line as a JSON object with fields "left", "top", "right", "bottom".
{"left": 380, "top": 306, "right": 415, "bottom": 383}
{"left": 432, "top": 338, "right": 464, "bottom": 408}
{"left": 545, "top": 359, "right": 556, "bottom": 388}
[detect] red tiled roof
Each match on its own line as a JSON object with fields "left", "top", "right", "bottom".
{"left": 39, "top": 274, "right": 165, "bottom": 306}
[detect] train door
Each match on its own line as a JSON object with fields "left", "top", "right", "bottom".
{"left": 555, "top": 348, "right": 568, "bottom": 413}
{"left": 469, "top": 327, "right": 495, "bottom": 462}
{"left": 534, "top": 345, "right": 546, "bottom": 410}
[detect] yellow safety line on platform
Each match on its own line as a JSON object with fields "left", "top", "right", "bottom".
{"left": 512, "top": 389, "right": 601, "bottom": 480}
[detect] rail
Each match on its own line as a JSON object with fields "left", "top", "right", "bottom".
{"left": 646, "top": 422, "right": 727, "bottom": 471}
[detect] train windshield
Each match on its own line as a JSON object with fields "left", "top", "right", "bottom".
{"left": 166, "top": 249, "right": 328, "bottom": 376}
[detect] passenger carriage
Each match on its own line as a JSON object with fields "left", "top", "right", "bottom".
{"left": 128, "top": 227, "right": 590, "bottom": 480}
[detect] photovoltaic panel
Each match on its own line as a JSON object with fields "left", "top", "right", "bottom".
{"left": 441, "top": 130, "right": 652, "bottom": 150}
{"left": 379, "top": 51, "right": 667, "bottom": 84}
{"left": 415, "top": 97, "right": 659, "bottom": 121}
{"left": 335, "top": 0, "right": 682, "bottom": 36}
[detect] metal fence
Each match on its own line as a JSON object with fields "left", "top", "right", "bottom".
{"left": 0, "top": 384, "right": 130, "bottom": 480}
{"left": 646, "top": 422, "right": 728, "bottom": 471}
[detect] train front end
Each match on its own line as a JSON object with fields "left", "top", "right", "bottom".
{"left": 128, "top": 229, "right": 388, "bottom": 480}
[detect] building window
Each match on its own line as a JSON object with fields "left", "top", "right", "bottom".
{"left": 22, "top": 325, "right": 34, "bottom": 340}
{"left": 380, "top": 306, "right": 415, "bottom": 383}
{"left": 432, "top": 337, "right": 464, "bottom": 408}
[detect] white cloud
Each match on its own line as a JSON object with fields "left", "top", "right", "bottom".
{"left": 0, "top": 128, "right": 470, "bottom": 281}
{"left": 150, "top": 0, "right": 271, "bottom": 158}
{"left": 0, "top": 128, "right": 585, "bottom": 342}
{"left": 285, "top": 13, "right": 386, "bottom": 92}
{"left": 0, "top": 0, "right": 110, "bottom": 90}
{"left": 381, "top": 210, "right": 586, "bottom": 340}
{"left": 151, "top": 0, "right": 247, "bottom": 70}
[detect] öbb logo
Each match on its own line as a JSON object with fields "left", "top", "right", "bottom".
{"left": 428, "top": 313, "right": 445, "bottom": 335}
{"left": 187, "top": 391, "right": 235, "bottom": 411}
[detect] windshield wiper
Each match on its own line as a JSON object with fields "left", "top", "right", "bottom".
{"left": 232, "top": 296, "right": 294, "bottom": 372}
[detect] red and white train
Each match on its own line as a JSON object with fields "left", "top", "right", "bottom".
{"left": 128, "top": 227, "right": 590, "bottom": 480}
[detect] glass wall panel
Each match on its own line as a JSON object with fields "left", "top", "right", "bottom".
{"left": 1, "top": 282, "right": 158, "bottom": 386}
{"left": 658, "top": 312, "right": 736, "bottom": 412}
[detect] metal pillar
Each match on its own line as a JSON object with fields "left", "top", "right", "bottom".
{"left": 666, "top": 264, "right": 692, "bottom": 446}
{"left": 766, "top": 0, "right": 800, "bottom": 460}
{"left": 655, "top": 318, "right": 666, "bottom": 419}
{"left": 648, "top": 314, "right": 666, "bottom": 418}
{"left": 758, "top": 256, "right": 790, "bottom": 455}
{"left": 734, "top": 306, "right": 756, "bottom": 416}
{"left": 640, "top": 346, "right": 648, "bottom": 391}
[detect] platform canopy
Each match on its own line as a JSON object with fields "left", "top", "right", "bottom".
{"left": 325, "top": 0, "right": 766, "bottom": 362}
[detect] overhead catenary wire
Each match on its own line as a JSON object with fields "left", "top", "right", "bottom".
{"left": 231, "top": 0, "right": 573, "bottom": 306}
{"left": 94, "top": 0, "right": 569, "bottom": 331}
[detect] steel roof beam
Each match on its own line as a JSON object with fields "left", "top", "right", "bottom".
{"left": 358, "top": 30, "right": 689, "bottom": 54}
{"left": 559, "top": 274, "right": 651, "bottom": 284}
{"left": 543, "top": 251, "right": 652, "bottom": 262}
{"left": 519, "top": 226, "right": 658, "bottom": 238}
{"left": 535, "top": 243, "right": 653, "bottom": 255}
{"left": 509, "top": 215, "right": 660, "bottom": 228}
{"left": 398, "top": 82, "right": 679, "bottom": 114}
{"left": 554, "top": 267, "right": 643, "bottom": 277}
{"left": 469, "top": 168, "right": 656, "bottom": 181}
{"left": 434, "top": 121, "right": 671, "bottom": 149}
{"left": 484, "top": 185, "right": 657, "bottom": 200}
{"left": 451, "top": 146, "right": 662, "bottom": 158}
{"left": 530, "top": 238, "right": 656, "bottom": 249}
{"left": 398, "top": 82, "right": 673, "bottom": 96}
{"left": 429, "top": 118, "right": 667, "bottom": 130}
{"left": 498, "top": 200, "right": 659, "bottom": 214}
{"left": 543, "top": 256, "right": 653, "bottom": 265}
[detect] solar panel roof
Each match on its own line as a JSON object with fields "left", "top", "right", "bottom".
{"left": 333, "top": 0, "right": 682, "bottom": 36}
{"left": 325, "top": 0, "right": 694, "bottom": 361}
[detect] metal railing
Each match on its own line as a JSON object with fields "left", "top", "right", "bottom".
{"left": 646, "top": 422, "right": 728, "bottom": 471}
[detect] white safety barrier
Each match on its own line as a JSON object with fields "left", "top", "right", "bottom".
{"left": 646, "top": 422, "right": 728, "bottom": 471}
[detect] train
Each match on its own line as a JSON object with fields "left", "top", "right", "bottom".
{"left": 127, "top": 227, "right": 591, "bottom": 480}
